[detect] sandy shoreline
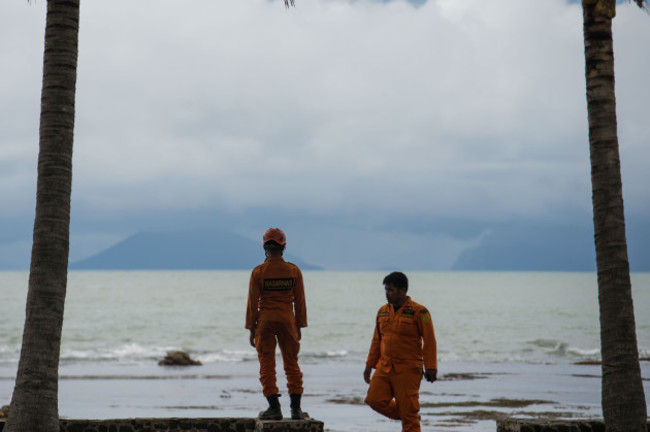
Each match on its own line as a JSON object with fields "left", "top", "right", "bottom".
{"left": 3, "top": 360, "right": 642, "bottom": 432}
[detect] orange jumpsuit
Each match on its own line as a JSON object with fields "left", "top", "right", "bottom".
{"left": 246, "top": 256, "right": 307, "bottom": 397}
{"left": 365, "top": 297, "right": 437, "bottom": 432}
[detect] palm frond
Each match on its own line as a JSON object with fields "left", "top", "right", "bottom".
{"left": 285, "top": 0, "right": 295, "bottom": 7}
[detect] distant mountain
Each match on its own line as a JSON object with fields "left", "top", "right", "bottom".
{"left": 452, "top": 218, "right": 650, "bottom": 272}
{"left": 452, "top": 222, "right": 597, "bottom": 271}
{"left": 69, "top": 230, "right": 322, "bottom": 270}
{"left": 8, "top": 214, "right": 647, "bottom": 272}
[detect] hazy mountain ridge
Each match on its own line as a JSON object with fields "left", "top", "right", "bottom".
{"left": 65, "top": 220, "right": 650, "bottom": 272}
{"left": 69, "top": 230, "right": 323, "bottom": 271}
{"left": 3, "top": 215, "right": 647, "bottom": 271}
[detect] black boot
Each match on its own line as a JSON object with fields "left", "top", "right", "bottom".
{"left": 259, "top": 394, "right": 282, "bottom": 420}
{"left": 290, "top": 393, "right": 305, "bottom": 420}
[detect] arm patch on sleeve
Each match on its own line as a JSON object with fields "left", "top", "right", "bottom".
{"left": 420, "top": 309, "right": 431, "bottom": 323}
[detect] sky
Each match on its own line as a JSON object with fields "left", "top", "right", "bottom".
{"left": 1, "top": 0, "right": 649, "bottom": 270}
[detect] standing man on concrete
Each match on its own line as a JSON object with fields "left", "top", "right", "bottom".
{"left": 246, "top": 228, "right": 307, "bottom": 420}
{"left": 364, "top": 271, "right": 437, "bottom": 432}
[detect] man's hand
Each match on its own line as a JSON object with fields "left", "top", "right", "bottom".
{"left": 249, "top": 328, "right": 256, "bottom": 348}
{"left": 363, "top": 366, "right": 373, "bottom": 384}
{"left": 296, "top": 326, "right": 302, "bottom": 341}
{"left": 424, "top": 368, "right": 437, "bottom": 383}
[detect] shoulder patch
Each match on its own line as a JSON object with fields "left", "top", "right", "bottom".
{"left": 420, "top": 309, "right": 431, "bottom": 323}
{"left": 264, "top": 278, "right": 294, "bottom": 291}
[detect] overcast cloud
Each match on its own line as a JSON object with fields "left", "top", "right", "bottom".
{"left": 1, "top": 0, "right": 648, "bottom": 268}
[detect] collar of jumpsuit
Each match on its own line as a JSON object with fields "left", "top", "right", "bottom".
{"left": 390, "top": 296, "right": 411, "bottom": 315}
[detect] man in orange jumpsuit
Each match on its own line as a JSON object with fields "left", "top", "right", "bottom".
{"left": 246, "top": 227, "right": 307, "bottom": 420}
{"left": 364, "top": 271, "right": 437, "bottom": 432}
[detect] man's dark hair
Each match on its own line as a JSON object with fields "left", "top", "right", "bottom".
{"left": 264, "top": 241, "right": 285, "bottom": 252}
{"left": 383, "top": 271, "right": 408, "bottom": 292}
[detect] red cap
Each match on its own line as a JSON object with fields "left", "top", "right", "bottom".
{"left": 263, "top": 228, "right": 286, "bottom": 245}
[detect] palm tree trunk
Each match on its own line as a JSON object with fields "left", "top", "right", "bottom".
{"left": 5, "top": 1, "right": 80, "bottom": 431}
{"left": 581, "top": 3, "right": 647, "bottom": 432}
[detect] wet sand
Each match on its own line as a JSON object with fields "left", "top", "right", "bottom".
{"left": 3, "top": 360, "right": 640, "bottom": 432}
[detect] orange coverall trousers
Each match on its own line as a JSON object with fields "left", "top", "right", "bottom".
{"left": 365, "top": 365, "right": 423, "bottom": 432}
{"left": 255, "top": 319, "right": 303, "bottom": 397}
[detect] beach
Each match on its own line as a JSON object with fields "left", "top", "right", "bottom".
{"left": 1, "top": 271, "right": 649, "bottom": 431}
{"left": 1, "top": 359, "right": 626, "bottom": 432}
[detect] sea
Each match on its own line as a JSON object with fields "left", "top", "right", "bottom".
{"left": 1, "top": 271, "right": 649, "bottom": 432}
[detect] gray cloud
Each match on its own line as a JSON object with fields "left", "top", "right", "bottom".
{"left": 1, "top": 0, "right": 648, "bottom": 268}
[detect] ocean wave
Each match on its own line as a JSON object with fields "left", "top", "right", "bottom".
{"left": 566, "top": 347, "right": 600, "bottom": 358}
{"left": 528, "top": 338, "right": 566, "bottom": 350}
{"left": 57, "top": 344, "right": 355, "bottom": 364}
{"left": 303, "top": 350, "right": 349, "bottom": 359}
{"left": 439, "top": 350, "right": 543, "bottom": 364}
{"left": 0, "top": 345, "right": 19, "bottom": 364}
{"left": 60, "top": 343, "right": 179, "bottom": 363}
{"left": 2, "top": 340, "right": 628, "bottom": 366}
{"left": 197, "top": 349, "right": 350, "bottom": 364}
{"left": 196, "top": 350, "right": 257, "bottom": 363}
{"left": 527, "top": 339, "right": 600, "bottom": 360}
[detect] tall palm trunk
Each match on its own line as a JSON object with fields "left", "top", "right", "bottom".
{"left": 581, "top": 2, "right": 647, "bottom": 431}
{"left": 5, "top": 1, "right": 80, "bottom": 431}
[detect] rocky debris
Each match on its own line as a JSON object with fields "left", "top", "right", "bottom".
{"left": 496, "top": 419, "right": 645, "bottom": 432}
{"left": 158, "top": 350, "right": 202, "bottom": 366}
{"left": 440, "top": 372, "right": 491, "bottom": 380}
{"left": 0, "top": 404, "right": 9, "bottom": 418}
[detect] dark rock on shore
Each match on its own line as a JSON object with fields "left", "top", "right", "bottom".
{"left": 158, "top": 350, "right": 202, "bottom": 366}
